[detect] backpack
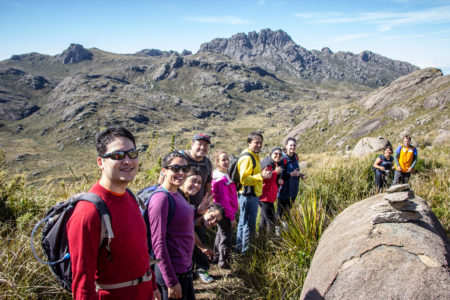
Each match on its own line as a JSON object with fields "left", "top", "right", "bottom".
{"left": 31, "top": 192, "right": 114, "bottom": 292}
{"left": 136, "top": 185, "right": 175, "bottom": 257}
{"left": 229, "top": 152, "right": 256, "bottom": 193}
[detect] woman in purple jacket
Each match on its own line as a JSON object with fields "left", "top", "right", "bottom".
{"left": 148, "top": 151, "right": 195, "bottom": 300}
{"left": 211, "top": 150, "right": 238, "bottom": 268}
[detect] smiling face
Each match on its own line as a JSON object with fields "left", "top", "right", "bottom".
{"left": 384, "top": 147, "right": 393, "bottom": 157}
{"left": 286, "top": 140, "right": 296, "bottom": 156}
{"left": 217, "top": 153, "right": 230, "bottom": 172}
{"left": 271, "top": 150, "right": 282, "bottom": 163}
{"left": 191, "top": 140, "right": 209, "bottom": 160}
{"left": 203, "top": 209, "right": 222, "bottom": 228}
{"left": 97, "top": 136, "right": 138, "bottom": 191}
{"left": 162, "top": 157, "right": 188, "bottom": 188}
{"left": 248, "top": 136, "right": 263, "bottom": 153}
{"left": 181, "top": 175, "right": 202, "bottom": 196}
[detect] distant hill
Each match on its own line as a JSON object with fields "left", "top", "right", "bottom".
{"left": 199, "top": 29, "right": 419, "bottom": 88}
{"left": 0, "top": 29, "right": 447, "bottom": 185}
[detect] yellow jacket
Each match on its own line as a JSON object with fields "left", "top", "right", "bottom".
{"left": 237, "top": 149, "right": 263, "bottom": 197}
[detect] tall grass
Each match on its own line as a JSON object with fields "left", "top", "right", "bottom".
{"left": 0, "top": 148, "right": 448, "bottom": 299}
{"left": 217, "top": 149, "right": 449, "bottom": 299}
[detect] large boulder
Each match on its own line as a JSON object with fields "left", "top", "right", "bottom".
{"left": 300, "top": 188, "right": 450, "bottom": 299}
{"left": 351, "top": 136, "right": 389, "bottom": 157}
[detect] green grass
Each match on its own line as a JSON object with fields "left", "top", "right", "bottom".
{"left": 0, "top": 148, "right": 448, "bottom": 299}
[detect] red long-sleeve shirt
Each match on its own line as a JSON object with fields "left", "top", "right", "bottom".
{"left": 67, "top": 182, "right": 156, "bottom": 299}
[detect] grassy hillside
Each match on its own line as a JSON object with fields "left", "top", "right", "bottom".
{"left": 1, "top": 145, "right": 448, "bottom": 299}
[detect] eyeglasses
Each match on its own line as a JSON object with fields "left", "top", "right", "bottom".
{"left": 167, "top": 164, "right": 190, "bottom": 173}
{"left": 273, "top": 152, "right": 282, "bottom": 156}
{"left": 102, "top": 149, "right": 139, "bottom": 160}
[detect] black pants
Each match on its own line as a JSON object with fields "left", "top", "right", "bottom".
{"left": 259, "top": 201, "right": 275, "bottom": 235}
{"left": 192, "top": 225, "right": 210, "bottom": 271}
{"left": 154, "top": 263, "right": 195, "bottom": 300}
{"left": 276, "top": 197, "right": 294, "bottom": 220}
{"left": 375, "top": 172, "right": 385, "bottom": 193}
{"left": 214, "top": 216, "right": 232, "bottom": 268}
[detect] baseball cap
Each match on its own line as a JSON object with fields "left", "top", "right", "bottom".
{"left": 192, "top": 133, "right": 211, "bottom": 144}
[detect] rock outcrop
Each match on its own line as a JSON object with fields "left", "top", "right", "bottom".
{"left": 351, "top": 136, "right": 390, "bottom": 157}
{"left": 300, "top": 184, "right": 450, "bottom": 299}
{"left": 57, "top": 44, "right": 93, "bottom": 64}
{"left": 199, "top": 29, "right": 418, "bottom": 87}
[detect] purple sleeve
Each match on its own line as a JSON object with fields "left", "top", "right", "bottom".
{"left": 148, "top": 192, "right": 178, "bottom": 287}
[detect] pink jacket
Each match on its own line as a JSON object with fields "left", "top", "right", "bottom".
{"left": 211, "top": 170, "right": 238, "bottom": 221}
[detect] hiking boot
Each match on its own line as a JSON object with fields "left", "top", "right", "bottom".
{"left": 197, "top": 270, "right": 214, "bottom": 283}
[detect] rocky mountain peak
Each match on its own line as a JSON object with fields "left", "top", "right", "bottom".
{"left": 199, "top": 28, "right": 419, "bottom": 88}
{"left": 57, "top": 44, "right": 93, "bottom": 64}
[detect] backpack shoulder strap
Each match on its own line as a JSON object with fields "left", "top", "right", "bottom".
{"left": 127, "top": 188, "right": 146, "bottom": 210}
{"left": 75, "top": 193, "right": 114, "bottom": 255}
{"left": 240, "top": 152, "right": 256, "bottom": 172}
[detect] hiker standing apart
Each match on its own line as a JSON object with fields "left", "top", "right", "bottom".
{"left": 277, "top": 138, "right": 306, "bottom": 220}
{"left": 149, "top": 151, "right": 195, "bottom": 300}
{"left": 236, "top": 132, "right": 272, "bottom": 253}
{"left": 393, "top": 136, "right": 418, "bottom": 185}
{"left": 259, "top": 147, "right": 284, "bottom": 235}
{"left": 373, "top": 144, "right": 394, "bottom": 193}
{"left": 67, "top": 127, "right": 160, "bottom": 300}
{"left": 211, "top": 151, "right": 238, "bottom": 268}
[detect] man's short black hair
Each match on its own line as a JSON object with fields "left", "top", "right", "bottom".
{"left": 247, "top": 131, "right": 264, "bottom": 144}
{"left": 95, "top": 127, "right": 136, "bottom": 157}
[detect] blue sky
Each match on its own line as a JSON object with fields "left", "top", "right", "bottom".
{"left": 1, "top": 0, "right": 449, "bottom": 74}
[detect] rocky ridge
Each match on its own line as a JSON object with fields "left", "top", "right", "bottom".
{"left": 199, "top": 29, "right": 419, "bottom": 88}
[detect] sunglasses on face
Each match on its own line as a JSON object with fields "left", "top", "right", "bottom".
{"left": 167, "top": 164, "right": 190, "bottom": 173}
{"left": 102, "top": 149, "right": 139, "bottom": 160}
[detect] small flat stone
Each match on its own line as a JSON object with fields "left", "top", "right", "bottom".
{"left": 387, "top": 184, "right": 410, "bottom": 193}
{"left": 384, "top": 191, "right": 410, "bottom": 203}
{"left": 371, "top": 210, "right": 422, "bottom": 224}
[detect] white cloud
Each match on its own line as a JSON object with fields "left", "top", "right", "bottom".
{"left": 294, "top": 6, "right": 450, "bottom": 32}
{"left": 185, "top": 16, "right": 250, "bottom": 25}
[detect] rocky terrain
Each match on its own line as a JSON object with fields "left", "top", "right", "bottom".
{"left": 199, "top": 29, "right": 418, "bottom": 87}
{"left": 0, "top": 29, "right": 448, "bottom": 184}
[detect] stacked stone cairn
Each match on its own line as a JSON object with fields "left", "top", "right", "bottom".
{"left": 371, "top": 183, "right": 422, "bottom": 224}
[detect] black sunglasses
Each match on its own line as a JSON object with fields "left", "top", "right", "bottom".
{"left": 167, "top": 164, "right": 190, "bottom": 173}
{"left": 102, "top": 149, "right": 139, "bottom": 160}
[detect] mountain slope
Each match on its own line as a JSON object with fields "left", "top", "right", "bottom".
{"left": 199, "top": 29, "right": 419, "bottom": 88}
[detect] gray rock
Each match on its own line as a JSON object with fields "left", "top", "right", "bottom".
{"left": 199, "top": 29, "right": 417, "bottom": 88}
{"left": 384, "top": 191, "right": 410, "bottom": 203}
{"left": 153, "top": 64, "right": 170, "bottom": 81}
{"left": 57, "top": 44, "right": 92, "bottom": 64}
{"left": 351, "top": 136, "right": 389, "bottom": 157}
{"left": 432, "top": 130, "right": 450, "bottom": 146}
{"left": 301, "top": 193, "right": 450, "bottom": 299}
{"left": 387, "top": 184, "right": 410, "bottom": 193}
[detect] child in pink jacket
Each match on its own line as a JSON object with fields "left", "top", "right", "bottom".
{"left": 212, "top": 150, "right": 238, "bottom": 268}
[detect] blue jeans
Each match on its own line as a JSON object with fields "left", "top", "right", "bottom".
{"left": 236, "top": 194, "right": 259, "bottom": 253}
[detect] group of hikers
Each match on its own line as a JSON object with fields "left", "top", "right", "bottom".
{"left": 372, "top": 135, "right": 418, "bottom": 193}
{"left": 64, "top": 126, "right": 418, "bottom": 300}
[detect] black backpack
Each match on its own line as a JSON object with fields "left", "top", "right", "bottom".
{"left": 137, "top": 185, "right": 175, "bottom": 257}
{"left": 31, "top": 192, "right": 114, "bottom": 292}
{"left": 229, "top": 152, "right": 256, "bottom": 194}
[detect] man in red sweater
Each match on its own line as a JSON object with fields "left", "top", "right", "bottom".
{"left": 67, "top": 127, "right": 160, "bottom": 300}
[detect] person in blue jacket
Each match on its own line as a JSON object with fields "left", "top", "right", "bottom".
{"left": 277, "top": 138, "right": 306, "bottom": 220}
